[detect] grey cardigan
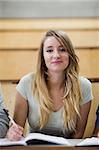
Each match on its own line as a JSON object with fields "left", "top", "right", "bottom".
{"left": 0, "top": 85, "right": 10, "bottom": 138}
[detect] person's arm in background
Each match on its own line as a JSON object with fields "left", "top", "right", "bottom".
{"left": 93, "top": 105, "right": 99, "bottom": 137}
{"left": 0, "top": 83, "right": 10, "bottom": 138}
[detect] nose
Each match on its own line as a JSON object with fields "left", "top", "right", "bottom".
{"left": 53, "top": 50, "right": 60, "bottom": 58}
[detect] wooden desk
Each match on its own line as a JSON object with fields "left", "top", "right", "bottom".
{"left": 0, "top": 145, "right": 99, "bottom": 150}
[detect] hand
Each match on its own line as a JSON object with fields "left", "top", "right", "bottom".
{"left": 6, "top": 123, "right": 24, "bottom": 141}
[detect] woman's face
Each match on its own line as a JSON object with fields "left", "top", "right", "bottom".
{"left": 43, "top": 36, "right": 69, "bottom": 73}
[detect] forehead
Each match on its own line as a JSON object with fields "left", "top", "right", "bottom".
{"left": 44, "top": 36, "right": 61, "bottom": 47}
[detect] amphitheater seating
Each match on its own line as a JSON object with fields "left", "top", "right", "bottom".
{"left": 0, "top": 18, "right": 99, "bottom": 137}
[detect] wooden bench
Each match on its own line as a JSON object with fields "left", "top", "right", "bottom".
{"left": 0, "top": 18, "right": 99, "bottom": 80}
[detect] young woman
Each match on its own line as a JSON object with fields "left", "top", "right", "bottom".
{"left": 7, "top": 30, "right": 93, "bottom": 140}
{"left": 0, "top": 83, "right": 9, "bottom": 137}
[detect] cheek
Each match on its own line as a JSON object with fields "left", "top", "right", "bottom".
{"left": 64, "top": 55, "right": 69, "bottom": 66}
{"left": 43, "top": 53, "right": 50, "bottom": 66}
{"left": 64, "top": 54, "right": 69, "bottom": 62}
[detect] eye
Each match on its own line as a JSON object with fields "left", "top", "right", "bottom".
{"left": 46, "top": 49, "right": 53, "bottom": 52}
{"left": 59, "top": 47, "right": 66, "bottom": 52}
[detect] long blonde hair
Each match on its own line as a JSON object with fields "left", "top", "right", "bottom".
{"left": 33, "top": 30, "right": 82, "bottom": 132}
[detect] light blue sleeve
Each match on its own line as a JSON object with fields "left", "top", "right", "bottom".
{"left": 16, "top": 73, "right": 33, "bottom": 100}
{"left": 16, "top": 75, "right": 29, "bottom": 100}
{"left": 80, "top": 77, "right": 93, "bottom": 105}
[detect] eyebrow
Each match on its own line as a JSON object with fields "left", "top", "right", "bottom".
{"left": 46, "top": 45, "right": 63, "bottom": 49}
{"left": 46, "top": 46, "right": 53, "bottom": 49}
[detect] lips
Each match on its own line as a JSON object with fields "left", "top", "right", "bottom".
{"left": 51, "top": 61, "right": 62, "bottom": 64}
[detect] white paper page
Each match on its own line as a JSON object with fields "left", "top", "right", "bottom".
{"left": 66, "top": 139, "right": 84, "bottom": 146}
{"left": 25, "top": 133, "right": 72, "bottom": 146}
{"left": 0, "top": 137, "right": 26, "bottom": 146}
{"left": 77, "top": 137, "right": 99, "bottom": 146}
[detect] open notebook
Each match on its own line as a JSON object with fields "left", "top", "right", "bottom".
{"left": 0, "top": 133, "right": 99, "bottom": 146}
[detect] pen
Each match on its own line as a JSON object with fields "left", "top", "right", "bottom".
{"left": 8, "top": 115, "right": 17, "bottom": 126}
{"left": 3, "top": 108, "right": 24, "bottom": 139}
{"left": 9, "top": 115, "right": 24, "bottom": 138}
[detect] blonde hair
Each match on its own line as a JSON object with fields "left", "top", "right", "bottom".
{"left": 33, "top": 30, "right": 82, "bottom": 132}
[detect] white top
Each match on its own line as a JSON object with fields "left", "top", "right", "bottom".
{"left": 16, "top": 73, "right": 93, "bottom": 137}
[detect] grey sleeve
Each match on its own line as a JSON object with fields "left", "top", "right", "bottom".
{"left": 0, "top": 84, "right": 10, "bottom": 137}
{"left": 0, "top": 108, "right": 10, "bottom": 138}
{"left": 0, "top": 84, "right": 4, "bottom": 108}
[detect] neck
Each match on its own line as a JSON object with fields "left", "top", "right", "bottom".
{"left": 47, "top": 72, "right": 65, "bottom": 90}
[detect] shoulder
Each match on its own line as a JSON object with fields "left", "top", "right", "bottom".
{"left": 79, "top": 76, "right": 92, "bottom": 91}
{"left": 17, "top": 72, "right": 36, "bottom": 87}
{"left": 79, "top": 76, "right": 91, "bottom": 86}
{"left": 79, "top": 76, "right": 93, "bottom": 105}
{"left": 19, "top": 72, "right": 35, "bottom": 83}
{"left": 16, "top": 72, "right": 35, "bottom": 99}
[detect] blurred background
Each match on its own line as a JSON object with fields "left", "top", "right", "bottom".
{"left": 0, "top": 0, "right": 99, "bottom": 137}
{"left": 0, "top": 0, "right": 99, "bottom": 18}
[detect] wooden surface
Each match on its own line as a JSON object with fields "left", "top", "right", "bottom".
{"left": 0, "top": 49, "right": 99, "bottom": 80}
{"left": 0, "top": 18, "right": 99, "bottom": 80}
{"left": 0, "top": 145, "right": 99, "bottom": 150}
{"left": 0, "top": 19, "right": 99, "bottom": 30}
{"left": 0, "top": 31, "right": 99, "bottom": 49}
{"left": 0, "top": 50, "right": 38, "bottom": 80}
